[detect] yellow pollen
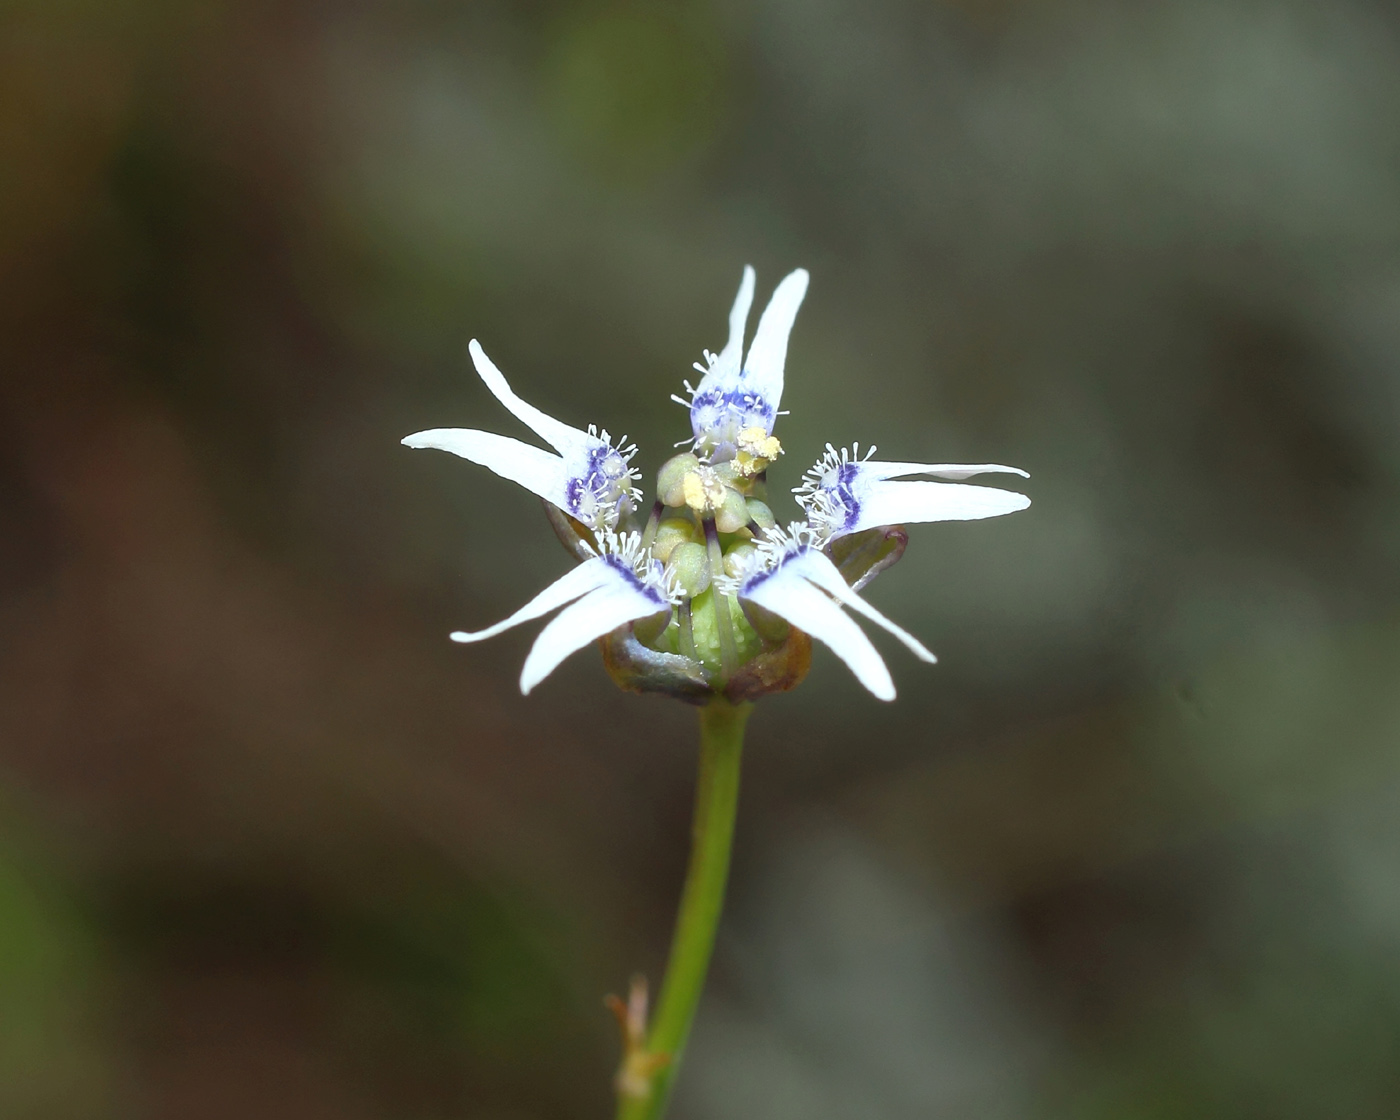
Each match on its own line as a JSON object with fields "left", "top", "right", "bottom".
{"left": 737, "top": 427, "right": 782, "bottom": 460}
{"left": 734, "top": 428, "right": 782, "bottom": 478}
{"left": 682, "top": 467, "right": 727, "bottom": 513}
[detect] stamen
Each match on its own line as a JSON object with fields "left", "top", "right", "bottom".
{"left": 640, "top": 501, "right": 664, "bottom": 550}
{"left": 678, "top": 601, "right": 698, "bottom": 662}
{"left": 704, "top": 518, "right": 738, "bottom": 678}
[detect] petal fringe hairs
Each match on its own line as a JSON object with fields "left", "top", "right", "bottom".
{"left": 403, "top": 266, "right": 1030, "bottom": 703}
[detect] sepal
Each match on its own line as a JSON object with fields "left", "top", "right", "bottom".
{"left": 599, "top": 619, "right": 812, "bottom": 706}
{"left": 543, "top": 499, "right": 598, "bottom": 561}
{"left": 828, "top": 525, "right": 908, "bottom": 591}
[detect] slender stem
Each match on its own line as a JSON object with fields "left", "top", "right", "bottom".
{"left": 615, "top": 700, "right": 751, "bottom": 1120}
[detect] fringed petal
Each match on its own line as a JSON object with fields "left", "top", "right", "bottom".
{"left": 520, "top": 580, "right": 670, "bottom": 694}
{"left": 469, "top": 339, "right": 590, "bottom": 456}
{"left": 851, "top": 480, "right": 1030, "bottom": 533}
{"left": 403, "top": 428, "right": 569, "bottom": 509}
{"left": 742, "top": 565, "right": 896, "bottom": 700}
{"left": 784, "top": 550, "right": 936, "bottom": 663}
{"left": 862, "top": 461, "right": 1030, "bottom": 482}
{"left": 449, "top": 559, "right": 611, "bottom": 644}
{"left": 741, "top": 267, "right": 809, "bottom": 415}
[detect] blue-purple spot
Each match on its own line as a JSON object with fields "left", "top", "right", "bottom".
{"left": 566, "top": 444, "right": 630, "bottom": 521}
{"left": 829, "top": 462, "right": 861, "bottom": 532}
{"left": 604, "top": 554, "right": 666, "bottom": 604}
{"left": 690, "top": 385, "right": 776, "bottom": 441}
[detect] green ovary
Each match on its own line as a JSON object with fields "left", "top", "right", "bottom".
{"left": 655, "top": 589, "right": 762, "bottom": 674}
{"left": 688, "top": 588, "right": 761, "bottom": 673}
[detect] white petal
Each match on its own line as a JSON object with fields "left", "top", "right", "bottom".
{"left": 707, "top": 265, "right": 756, "bottom": 385}
{"left": 450, "top": 559, "right": 611, "bottom": 644}
{"left": 403, "top": 428, "right": 569, "bottom": 508}
{"left": 469, "top": 339, "right": 588, "bottom": 456}
{"left": 520, "top": 581, "right": 669, "bottom": 694}
{"left": 862, "top": 461, "right": 1030, "bottom": 482}
{"left": 851, "top": 480, "right": 1030, "bottom": 533}
{"left": 784, "top": 550, "right": 936, "bottom": 663}
{"left": 742, "top": 567, "right": 895, "bottom": 700}
{"left": 741, "top": 268, "right": 809, "bottom": 409}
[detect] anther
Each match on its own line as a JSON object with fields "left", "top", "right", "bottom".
{"left": 657, "top": 453, "right": 701, "bottom": 507}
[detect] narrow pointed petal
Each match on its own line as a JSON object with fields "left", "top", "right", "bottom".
{"left": 520, "top": 581, "right": 670, "bottom": 694}
{"left": 469, "top": 339, "right": 586, "bottom": 456}
{"left": 710, "top": 265, "right": 755, "bottom": 382}
{"left": 864, "top": 461, "right": 1030, "bottom": 482}
{"left": 741, "top": 268, "right": 809, "bottom": 409}
{"left": 785, "top": 550, "right": 936, "bottom": 663}
{"left": 853, "top": 480, "right": 1030, "bottom": 533}
{"left": 403, "top": 428, "right": 569, "bottom": 509}
{"left": 450, "top": 559, "right": 611, "bottom": 644}
{"left": 689, "top": 268, "right": 764, "bottom": 447}
{"left": 743, "top": 568, "right": 895, "bottom": 700}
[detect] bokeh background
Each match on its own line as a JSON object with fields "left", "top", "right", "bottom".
{"left": 5, "top": 0, "right": 1400, "bottom": 1116}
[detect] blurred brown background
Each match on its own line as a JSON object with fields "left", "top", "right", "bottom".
{"left": 4, "top": 0, "right": 1400, "bottom": 1117}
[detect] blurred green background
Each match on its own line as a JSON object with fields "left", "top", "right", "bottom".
{"left": 4, "top": 0, "right": 1400, "bottom": 1116}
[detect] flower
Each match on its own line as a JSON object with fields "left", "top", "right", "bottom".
{"left": 718, "top": 524, "right": 935, "bottom": 701}
{"left": 450, "top": 532, "right": 679, "bottom": 695}
{"left": 795, "top": 443, "right": 1030, "bottom": 543}
{"left": 404, "top": 266, "right": 1029, "bottom": 700}
{"left": 403, "top": 339, "right": 642, "bottom": 531}
{"left": 676, "top": 266, "right": 810, "bottom": 458}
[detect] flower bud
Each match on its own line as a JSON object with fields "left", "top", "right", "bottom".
{"left": 651, "top": 517, "right": 697, "bottom": 563}
{"left": 667, "top": 541, "right": 711, "bottom": 596}
{"left": 711, "top": 459, "right": 740, "bottom": 487}
{"left": 714, "top": 488, "right": 750, "bottom": 533}
{"left": 722, "top": 541, "right": 757, "bottom": 579}
{"left": 744, "top": 498, "right": 776, "bottom": 532}
{"left": 657, "top": 453, "right": 701, "bottom": 507}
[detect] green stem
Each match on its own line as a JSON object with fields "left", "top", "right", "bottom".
{"left": 616, "top": 699, "right": 751, "bottom": 1120}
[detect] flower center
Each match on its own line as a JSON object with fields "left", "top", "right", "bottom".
{"left": 567, "top": 444, "right": 636, "bottom": 529}
{"left": 689, "top": 386, "right": 776, "bottom": 454}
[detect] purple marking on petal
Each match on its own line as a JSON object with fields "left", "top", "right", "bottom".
{"left": 741, "top": 542, "right": 805, "bottom": 595}
{"left": 827, "top": 461, "right": 862, "bottom": 532}
{"left": 565, "top": 444, "right": 634, "bottom": 524}
{"left": 603, "top": 554, "right": 669, "bottom": 606}
{"left": 690, "top": 385, "right": 777, "bottom": 445}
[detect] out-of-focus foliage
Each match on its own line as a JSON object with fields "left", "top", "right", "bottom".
{"left": 0, "top": 828, "right": 110, "bottom": 1117}
{"left": 3, "top": 0, "right": 1400, "bottom": 1116}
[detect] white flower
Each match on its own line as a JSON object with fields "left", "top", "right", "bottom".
{"left": 404, "top": 339, "right": 642, "bottom": 531}
{"left": 795, "top": 443, "right": 1030, "bottom": 543}
{"left": 676, "top": 266, "right": 810, "bottom": 457}
{"left": 402, "top": 266, "right": 1031, "bottom": 703}
{"left": 721, "top": 524, "right": 936, "bottom": 701}
{"left": 451, "top": 532, "right": 679, "bottom": 694}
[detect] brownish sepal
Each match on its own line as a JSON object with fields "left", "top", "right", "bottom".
{"left": 542, "top": 499, "right": 598, "bottom": 561}
{"left": 600, "top": 621, "right": 812, "bottom": 706}
{"left": 601, "top": 624, "right": 712, "bottom": 704}
{"left": 722, "top": 624, "right": 811, "bottom": 704}
{"left": 827, "top": 524, "right": 908, "bottom": 591}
